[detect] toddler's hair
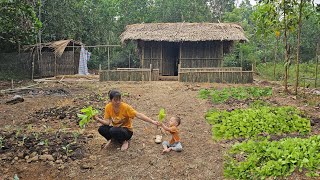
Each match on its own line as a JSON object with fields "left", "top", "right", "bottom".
{"left": 108, "top": 90, "right": 121, "bottom": 100}
{"left": 174, "top": 116, "right": 181, "bottom": 126}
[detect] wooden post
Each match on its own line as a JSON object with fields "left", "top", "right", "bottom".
{"left": 55, "top": 54, "right": 57, "bottom": 76}
{"left": 179, "top": 43, "right": 182, "bottom": 68}
{"left": 142, "top": 45, "right": 144, "bottom": 68}
{"left": 150, "top": 64, "right": 152, "bottom": 81}
{"left": 178, "top": 63, "right": 181, "bottom": 82}
{"left": 31, "top": 51, "right": 35, "bottom": 80}
{"left": 221, "top": 41, "right": 224, "bottom": 67}
{"left": 316, "top": 43, "right": 319, "bottom": 88}
{"left": 38, "top": 2, "right": 42, "bottom": 78}
{"left": 11, "top": 79, "right": 13, "bottom": 89}
{"left": 129, "top": 53, "right": 131, "bottom": 68}
{"left": 72, "top": 41, "right": 75, "bottom": 74}
{"left": 240, "top": 44, "right": 243, "bottom": 82}
{"left": 108, "top": 46, "right": 110, "bottom": 70}
{"left": 160, "top": 44, "right": 163, "bottom": 75}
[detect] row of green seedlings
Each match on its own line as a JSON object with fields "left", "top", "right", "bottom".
{"left": 205, "top": 102, "right": 319, "bottom": 178}
{"left": 0, "top": 125, "right": 82, "bottom": 157}
{"left": 199, "top": 86, "right": 272, "bottom": 103}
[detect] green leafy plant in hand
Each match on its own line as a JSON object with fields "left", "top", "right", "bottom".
{"left": 158, "top": 108, "right": 166, "bottom": 122}
{"left": 77, "top": 106, "right": 99, "bottom": 129}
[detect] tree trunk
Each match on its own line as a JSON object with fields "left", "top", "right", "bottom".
{"left": 294, "top": 0, "right": 304, "bottom": 95}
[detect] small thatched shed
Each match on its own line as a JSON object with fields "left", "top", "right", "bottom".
{"left": 121, "top": 23, "right": 248, "bottom": 76}
{"left": 31, "top": 39, "right": 82, "bottom": 78}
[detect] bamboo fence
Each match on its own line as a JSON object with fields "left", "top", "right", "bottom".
{"left": 100, "top": 68, "right": 159, "bottom": 81}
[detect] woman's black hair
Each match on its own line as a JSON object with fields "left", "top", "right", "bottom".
{"left": 108, "top": 90, "right": 121, "bottom": 100}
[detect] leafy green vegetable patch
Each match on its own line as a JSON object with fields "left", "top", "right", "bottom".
{"left": 206, "top": 106, "right": 310, "bottom": 140}
{"left": 199, "top": 86, "right": 272, "bottom": 103}
{"left": 225, "top": 135, "right": 320, "bottom": 179}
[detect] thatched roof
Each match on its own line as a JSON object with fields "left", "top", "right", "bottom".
{"left": 121, "top": 23, "right": 248, "bottom": 43}
{"left": 27, "top": 39, "right": 82, "bottom": 57}
{"left": 49, "top": 40, "right": 82, "bottom": 57}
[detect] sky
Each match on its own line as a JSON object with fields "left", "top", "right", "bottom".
{"left": 236, "top": 0, "right": 320, "bottom": 6}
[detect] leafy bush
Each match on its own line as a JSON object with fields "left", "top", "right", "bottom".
{"left": 205, "top": 106, "right": 310, "bottom": 140}
{"left": 225, "top": 135, "right": 320, "bottom": 179}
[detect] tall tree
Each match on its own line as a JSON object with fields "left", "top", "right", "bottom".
{"left": 0, "top": 0, "right": 41, "bottom": 52}
{"left": 206, "top": 0, "right": 236, "bottom": 21}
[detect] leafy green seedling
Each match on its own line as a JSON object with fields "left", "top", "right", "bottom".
{"left": 62, "top": 143, "right": 74, "bottom": 156}
{"left": 77, "top": 106, "right": 99, "bottom": 129}
{"left": 0, "top": 136, "right": 4, "bottom": 149}
{"left": 158, "top": 108, "right": 166, "bottom": 122}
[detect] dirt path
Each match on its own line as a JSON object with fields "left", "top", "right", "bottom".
{"left": 0, "top": 81, "right": 224, "bottom": 180}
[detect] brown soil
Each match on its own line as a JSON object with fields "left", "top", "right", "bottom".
{"left": 0, "top": 79, "right": 319, "bottom": 180}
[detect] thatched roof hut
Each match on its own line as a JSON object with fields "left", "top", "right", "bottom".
{"left": 29, "top": 39, "right": 83, "bottom": 77}
{"left": 120, "top": 22, "right": 248, "bottom": 76}
{"left": 121, "top": 23, "right": 248, "bottom": 43}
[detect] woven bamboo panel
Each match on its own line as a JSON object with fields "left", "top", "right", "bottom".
{"left": 100, "top": 69, "right": 160, "bottom": 81}
{"left": 178, "top": 71, "right": 253, "bottom": 83}
{"left": 179, "top": 67, "right": 242, "bottom": 72}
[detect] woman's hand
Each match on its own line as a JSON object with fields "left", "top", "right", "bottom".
{"left": 94, "top": 115, "right": 100, "bottom": 120}
{"left": 152, "top": 120, "right": 160, "bottom": 126}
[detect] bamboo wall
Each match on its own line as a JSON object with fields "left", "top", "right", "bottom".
{"left": 0, "top": 51, "right": 80, "bottom": 79}
{"left": 142, "top": 42, "right": 162, "bottom": 71}
{"left": 100, "top": 69, "right": 159, "bottom": 81}
{"left": 180, "top": 41, "right": 223, "bottom": 68}
{"left": 35, "top": 51, "right": 79, "bottom": 77}
{"left": 178, "top": 71, "right": 253, "bottom": 83}
{"left": 179, "top": 67, "right": 242, "bottom": 72}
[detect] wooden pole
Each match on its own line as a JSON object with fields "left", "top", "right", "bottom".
{"left": 108, "top": 46, "right": 110, "bottom": 70}
{"left": 72, "top": 41, "right": 75, "bottom": 74}
{"left": 161, "top": 44, "right": 163, "bottom": 75}
{"left": 240, "top": 44, "right": 243, "bottom": 81}
{"left": 129, "top": 53, "right": 131, "bottom": 68}
{"left": 142, "top": 44, "right": 145, "bottom": 68}
{"left": 32, "top": 51, "right": 35, "bottom": 80}
{"left": 149, "top": 64, "right": 152, "bottom": 81}
{"left": 38, "top": 0, "right": 42, "bottom": 78}
{"left": 55, "top": 54, "right": 57, "bottom": 76}
{"left": 316, "top": 43, "right": 319, "bottom": 88}
{"left": 274, "top": 37, "right": 279, "bottom": 79}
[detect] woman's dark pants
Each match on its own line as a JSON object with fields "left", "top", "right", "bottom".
{"left": 98, "top": 125, "right": 133, "bottom": 143}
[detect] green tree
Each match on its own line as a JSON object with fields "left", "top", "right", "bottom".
{"left": 0, "top": 0, "right": 41, "bottom": 52}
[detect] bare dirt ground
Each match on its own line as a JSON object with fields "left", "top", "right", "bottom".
{"left": 0, "top": 79, "right": 319, "bottom": 180}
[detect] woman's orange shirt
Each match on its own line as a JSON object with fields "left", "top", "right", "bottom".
{"left": 104, "top": 102, "right": 137, "bottom": 132}
{"left": 169, "top": 126, "right": 180, "bottom": 144}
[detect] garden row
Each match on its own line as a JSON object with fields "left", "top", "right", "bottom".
{"left": 200, "top": 87, "right": 319, "bottom": 179}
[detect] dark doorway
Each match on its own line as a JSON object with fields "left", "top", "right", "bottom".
{"left": 162, "top": 42, "right": 179, "bottom": 76}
